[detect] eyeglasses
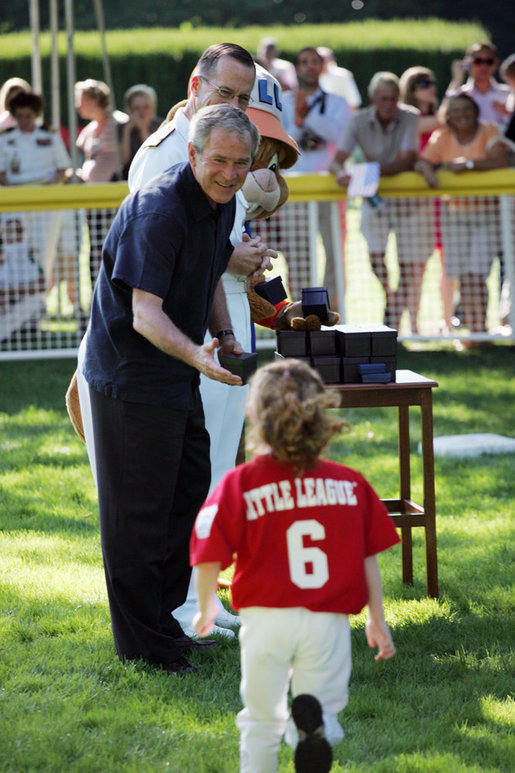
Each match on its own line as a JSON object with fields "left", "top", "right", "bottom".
{"left": 472, "top": 57, "right": 495, "bottom": 66}
{"left": 415, "top": 79, "right": 436, "bottom": 89}
{"left": 200, "top": 77, "right": 253, "bottom": 109}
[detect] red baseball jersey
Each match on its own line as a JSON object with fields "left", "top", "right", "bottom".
{"left": 190, "top": 454, "right": 400, "bottom": 615}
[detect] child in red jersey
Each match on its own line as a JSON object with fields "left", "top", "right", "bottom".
{"left": 190, "top": 359, "right": 400, "bottom": 773}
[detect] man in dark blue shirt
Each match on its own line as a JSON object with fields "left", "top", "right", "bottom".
{"left": 84, "top": 104, "right": 260, "bottom": 674}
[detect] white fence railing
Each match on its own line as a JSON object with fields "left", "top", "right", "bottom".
{"left": 0, "top": 171, "right": 514, "bottom": 359}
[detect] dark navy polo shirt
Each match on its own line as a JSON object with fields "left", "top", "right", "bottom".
{"left": 84, "top": 162, "right": 235, "bottom": 410}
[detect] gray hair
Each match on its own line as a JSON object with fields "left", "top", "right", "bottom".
{"left": 368, "top": 71, "right": 400, "bottom": 100}
{"left": 123, "top": 83, "right": 157, "bottom": 110}
{"left": 189, "top": 104, "right": 260, "bottom": 159}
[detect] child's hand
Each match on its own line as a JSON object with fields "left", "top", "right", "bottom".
{"left": 365, "top": 618, "right": 396, "bottom": 660}
{"left": 192, "top": 595, "right": 220, "bottom": 638}
{"left": 192, "top": 611, "right": 215, "bottom": 638}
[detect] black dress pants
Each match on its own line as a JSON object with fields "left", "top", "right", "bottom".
{"left": 89, "top": 386, "right": 211, "bottom": 664}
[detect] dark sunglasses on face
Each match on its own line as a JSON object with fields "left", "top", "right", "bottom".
{"left": 415, "top": 79, "right": 436, "bottom": 89}
{"left": 472, "top": 57, "right": 495, "bottom": 66}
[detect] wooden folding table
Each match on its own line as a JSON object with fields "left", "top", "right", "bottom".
{"left": 328, "top": 369, "right": 439, "bottom": 597}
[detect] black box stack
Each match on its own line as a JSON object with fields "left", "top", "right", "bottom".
{"left": 275, "top": 323, "right": 397, "bottom": 384}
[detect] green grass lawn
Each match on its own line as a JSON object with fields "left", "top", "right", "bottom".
{"left": 0, "top": 346, "right": 514, "bottom": 771}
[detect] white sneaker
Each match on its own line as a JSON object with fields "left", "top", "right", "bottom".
{"left": 215, "top": 607, "right": 240, "bottom": 629}
{"left": 181, "top": 624, "right": 236, "bottom": 640}
{"left": 212, "top": 624, "right": 236, "bottom": 639}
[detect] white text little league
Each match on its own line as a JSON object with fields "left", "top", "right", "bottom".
{"left": 243, "top": 478, "right": 359, "bottom": 520}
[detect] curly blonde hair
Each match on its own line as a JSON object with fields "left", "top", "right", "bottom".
{"left": 246, "top": 359, "right": 349, "bottom": 473}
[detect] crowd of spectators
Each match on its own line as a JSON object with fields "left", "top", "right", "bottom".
{"left": 0, "top": 36, "right": 514, "bottom": 340}
{"left": 256, "top": 37, "right": 513, "bottom": 335}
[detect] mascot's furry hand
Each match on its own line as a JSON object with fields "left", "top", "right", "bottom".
{"left": 273, "top": 300, "right": 340, "bottom": 331}
{"left": 247, "top": 275, "right": 340, "bottom": 330}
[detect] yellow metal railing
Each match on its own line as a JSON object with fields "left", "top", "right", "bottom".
{"left": 0, "top": 170, "right": 514, "bottom": 211}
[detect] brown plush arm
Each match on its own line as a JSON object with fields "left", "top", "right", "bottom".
{"left": 273, "top": 302, "right": 340, "bottom": 331}
{"left": 65, "top": 370, "right": 85, "bottom": 442}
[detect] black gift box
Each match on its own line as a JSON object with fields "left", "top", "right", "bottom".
{"left": 309, "top": 330, "right": 338, "bottom": 356}
{"left": 334, "top": 325, "right": 372, "bottom": 357}
{"left": 311, "top": 356, "right": 341, "bottom": 384}
{"left": 276, "top": 330, "right": 309, "bottom": 357}
{"left": 301, "top": 286, "right": 330, "bottom": 323}
{"left": 254, "top": 277, "right": 288, "bottom": 305}
{"left": 368, "top": 324, "right": 398, "bottom": 356}
{"left": 341, "top": 356, "right": 370, "bottom": 383}
{"left": 218, "top": 352, "right": 258, "bottom": 384}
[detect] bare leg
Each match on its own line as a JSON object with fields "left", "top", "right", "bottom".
{"left": 370, "top": 251, "right": 397, "bottom": 326}
{"left": 440, "top": 252, "right": 458, "bottom": 333}
{"left": 461, "top": 272, "right": 488, "bottom": 333}
{"left": 400, "top": 262, "right": 426, "bottom": 334}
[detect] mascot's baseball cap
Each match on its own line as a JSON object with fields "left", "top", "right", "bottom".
{"left": 247, "top": 64, "right": 299, "bottom": 169}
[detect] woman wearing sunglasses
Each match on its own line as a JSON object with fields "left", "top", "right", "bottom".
{"left": 400, "top": 67, "right": 441, "bottom": 150}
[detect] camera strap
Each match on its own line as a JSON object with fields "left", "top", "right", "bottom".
{"left": 306, "top": 90, "right": 327, "bottom": 116}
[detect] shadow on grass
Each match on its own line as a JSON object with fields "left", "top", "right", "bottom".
{"left": 1, "top": 425, "right": 88, "bottom": 472}
{"left": 0, "top": 579, "right": 511, "bottom": 772}
{"left": 0, "top": 483, "right": 98, "bottom": 536}
{"left": 343, "top": 608, "right": 512, "bottom": 770}
{"left": 0, "top": 358, "right": 77, "bottom": 414}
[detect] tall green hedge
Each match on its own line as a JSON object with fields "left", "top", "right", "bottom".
{"left": 0, "top": 20, "right": 488, "bottom": 126}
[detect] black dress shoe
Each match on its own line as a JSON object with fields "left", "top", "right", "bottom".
{"left": 174, "top": 635, "right": 217, "bottom": 650}
{"left": 161, "top": 655, "right": 198, "bottom": 675}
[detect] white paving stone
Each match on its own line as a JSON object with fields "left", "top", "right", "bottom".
{"left": 418, "top": 433, "right": 515, "bottom": 458}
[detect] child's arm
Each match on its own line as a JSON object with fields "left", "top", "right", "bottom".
{"left": 192, "top": 562, "right": 223, "bottom": 638}
{"left": 364, "top": 555, "right": 396, "bottom": 661}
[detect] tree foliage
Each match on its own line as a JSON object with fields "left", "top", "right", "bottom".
{"left": 1, "top": 0, "right": 513, "bottom": 55}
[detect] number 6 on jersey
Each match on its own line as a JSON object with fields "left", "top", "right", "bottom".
{"left": 286, "top": 520, "right": 329, "bottom": 589}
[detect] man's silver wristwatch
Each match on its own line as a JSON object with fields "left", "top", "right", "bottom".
{"left": 465, "top": 159, "right": 475, "bottom": 170}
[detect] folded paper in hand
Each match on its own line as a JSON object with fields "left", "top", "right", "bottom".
{"left": 348, "top": 162, "right": 380, "bottom": 198}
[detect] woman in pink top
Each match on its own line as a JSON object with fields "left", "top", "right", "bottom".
{"left": 75, "top": 79, "right": 128, "bottom": 289}
{"left": 415, "top": 94, "right": 508, "bottom": 334}
{"left": 75, "top": 79, "right": 127, "bottom": 183}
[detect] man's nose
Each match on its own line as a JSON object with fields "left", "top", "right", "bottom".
{"left": 221, "top": 163, "right": 236, "bottom": 180}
